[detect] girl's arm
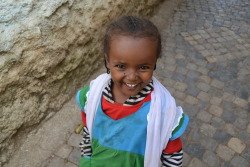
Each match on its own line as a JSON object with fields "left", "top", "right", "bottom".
{"left": 161, "top": 112, "right": 189, "bottom": 167}
{"left": 161, "top": 138, "right": 183, "bottom": 167}
{"left": 79, "top": 125, "right": 92, "bottom": 157}
{"left": 76, "top": 86, "right": 92, "bottom": 157}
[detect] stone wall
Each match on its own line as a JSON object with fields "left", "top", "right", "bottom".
{"left": 0, "top": 0, "right": 162, "bottom": 165}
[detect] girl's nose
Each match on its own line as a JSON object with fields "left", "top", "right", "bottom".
{"left": 125, "top": 69, "right": 138, "bottom": 81}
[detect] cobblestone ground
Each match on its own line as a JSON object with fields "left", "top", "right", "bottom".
{"left": 14, "top": 0, "right": 249, "bottom": 167}
{"left": 155, "top": 0, "right": 250, "bottom": 166}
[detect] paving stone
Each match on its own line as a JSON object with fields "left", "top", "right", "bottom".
{"left": 200, "top": 123, "right": 216, "bottom": 137}
{"left": 188, "top": 128, "right": 205, "bottom": 142}
{"left": 68, "top": 148, "right": 81, "bottom": 165}
{"left": 200, "top": 137, "right": 218, "bottom": 151}
{"left": 40, "top": 158, "right": 51, "bottom": 167}
{"left": 174, "top": 81, "right": 188, "bottom": 91}
{"left": 167, "top": 87, "right": 175, "bottom": 95}
{"left": 209, "top": 105, "right": 223, "bottom": 117}
{"left": 187, "top": 70, "right": 201, "bottom": 79}
{"left": 211, "top": 79, "right": 225, "bottom": 89}
{"left": 171, "top": 73, "right": 186, "bottom": 82}
{"left": 197, "top": 91, "right": 211, "bottom": 102}
{"left": 247, "top": 124, "right": 250, "bottom": 133}
{"left": 233, "top": 97, "right": 248, "bottom": 108}
{"left": 216, "top": 144, "right": 235, "bottom": 161}
{"left": 234, "top": 118, "right": 248, "bottom": 130}
{"left": 242, "top": 148, "right": 250, "bottom": 161}
{"left": 198, "top": 75, "right": 211, "bottom": 84}
{"left": 186, "top": 63, "right": 197, "bottom": 70}
{"left": 186, "top": 86, "right": 200, "bottom": 96}
{"left": 214, "top": 130, "right": 231, "bottom": 144}
{"left": 159, "top": 70, "right": 173, "bottom": 78}
{"left": 221, "top": 110, "right": 236, "bottom": 123}
{"left": 224, "top": 124, "right": 239, "bottom": 136}
{"left": 183, "top": 151, "right": 191, "bottom": 167}
{"left": 202, "top": 150, "right": 221, "bottom": 167}
{"left": 209, "top": 87, "right": 223, "bottom": 97}
{"left": 186, "top": 143, "right": 205, "bottom": 158}
{"left": 176, "top": 59, "right": 187, "bottom": 67}
{"left": 176, "top": 67, "right": 188, "bottom": 75}
{"left": 222, "top": 162, "right": 233, "bottom": 167}
{"left": 185, "top": 95, "right": 199, "bottom": 105}
{"left": 210, "top": 96, "right": 222, "bottom": 105}
{"left": 211, "top": 117, "right": 225, "bottom": 129}
{"left": 165, "top": 64, "right": 177, "bottom": 72}
{"left": 237, "top": 90, "right": 249, "bottom": 101}
{"left": 188, "top": 158, "right": 209, "bottom": 167}
{"left": 68, "top": 133, "right": 82, "bottom": 148}
{"left": 184, "top": 77, "right": 198, "bottom": 84}
{"left": 197, "top": 111, "right": 212, "bottom": 123}
{"left": 173, "top": 91, "right": 186, "bottom": 100}
{"left": 46, "top": 156, "right": 66, "bottom": 167}
{"left": 165, "top": 56, "right": 176, "bottom": 65}
{"left": 55, "top": 144, "right": 73, "bottom": 159}
{"left": 64, "top": 162, "right": 78, "bottom": 167}
{"left": 238, "top": 131, "right": 250, "bottom": 145}
{"left": 194, "top": 44, "right": 206, "bottom": 51}
{"left": 230, "top": 156, "right": 249, "bottom": 167}
{"left": 197, "top": 82, "right": 210, "bottom": 92}
{"left": 184, "top": 104, "right": 199, "bottom": 117}
{"left": 194, "top": 59, "right": 207, "bottom": 66}
{"left": 228, "top": 137, "right": 246, "bottom": 154}
{"left": 162, "top": 78, "right": 175, "bottom": 87}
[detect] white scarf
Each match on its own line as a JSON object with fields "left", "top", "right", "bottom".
{"left": 84, "top": 73, "right": 176, "bottom": 167}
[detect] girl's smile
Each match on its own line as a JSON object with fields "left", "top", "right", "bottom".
{"left": 106, "top": 35, "right": 158, "bottom": 103}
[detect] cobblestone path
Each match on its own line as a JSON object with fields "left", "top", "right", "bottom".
{"left": 155, "top": 0, "right": 250, "bottom": 166}
{"left": 5, "top": 0, "right": 249, "bottom": 166}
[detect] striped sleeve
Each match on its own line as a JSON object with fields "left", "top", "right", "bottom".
{"left": 161, "top": 149, "right": 183, "bottom": 167}
{"left": 79, "top": 126, "right": 92, "bottom": 157}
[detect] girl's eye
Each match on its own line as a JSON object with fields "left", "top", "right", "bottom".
{"left": 139, "top": 66, "right": 149, "bottom": 70}
{"left": 115, "top": 65, "right": 125, "bottom": 69}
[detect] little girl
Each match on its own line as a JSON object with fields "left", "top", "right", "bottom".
{"left": 76, "top": 16, "right": 189, "bottom": 167}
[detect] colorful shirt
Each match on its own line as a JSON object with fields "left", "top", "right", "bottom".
{"left": 76, "top": 79, "right": 189, "bottom": 167}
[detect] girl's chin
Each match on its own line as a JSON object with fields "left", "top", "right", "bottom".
{"left": 122, "top": 88, "right": 141, "bottom": 97}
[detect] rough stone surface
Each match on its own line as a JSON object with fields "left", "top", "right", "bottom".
{"left": 188, "top": 158, "right": 208, "bottom": 167}
{"left": 230, "top": 156, "right": 249, "bottom": 167}
{"left": 68, "top": 148, "right": 81, "bottom": 165}
{"left": 228, "top": 137, "right": 246, "bottom": 154}
{"left": 55, "top": 144, "right": 73, "bottom": 159}
{"left": 216, "top": 144, "right": 235, "bottom": 161}
{"left": 202, "top": 150, "right": 221, "bottom": 167}
{"left": 0, "top": 0, "right": 163, "bottom": 164}
{"left": 68, "top": 133, "right": 82, "bottom": 148}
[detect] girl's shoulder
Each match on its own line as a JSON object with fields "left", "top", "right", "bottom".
{"left": 170, "top": 107, "right": 189, "bottom": 141}
{"left": 76, "top": 86, "right": 90, "bottom": 111}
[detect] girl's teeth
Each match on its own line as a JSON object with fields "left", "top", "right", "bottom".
{"left": 126, "top": 83, "right": 137, "bottom": 87}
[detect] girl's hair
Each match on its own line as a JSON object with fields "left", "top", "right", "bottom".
{"left": 103, "top": 16, "right": 162, "bottom": 62}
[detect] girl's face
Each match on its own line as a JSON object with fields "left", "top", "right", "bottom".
{"left": 106, "top": 35, "right": 158, "bottom": 103}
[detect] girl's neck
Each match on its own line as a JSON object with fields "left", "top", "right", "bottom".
{"left": 111, "top": 84, "right": 130, "bottom": 104}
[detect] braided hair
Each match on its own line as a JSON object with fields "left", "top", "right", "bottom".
{"left": 102, "top": 16, "right": 161, "bottom": 72}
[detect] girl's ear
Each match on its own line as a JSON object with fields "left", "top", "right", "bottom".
{"left": 154, "top": 60, "right": 158, "bottom": 70}
{"left": 104, "top": 54, "right": 110, "bottom": 74}
{"left": 104, "top": 54, "right": 110, "bottom": 67}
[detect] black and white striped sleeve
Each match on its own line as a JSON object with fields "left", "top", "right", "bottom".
{"left": 79, "top": 126, "right": 92, "bottom": 157}
{"left": 161, "top": 149, "right": 183, "bottom": 167}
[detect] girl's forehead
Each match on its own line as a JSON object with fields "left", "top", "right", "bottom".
{"left": 108, "top": 36, "right": 158, "bottom": 63}
{"left": 110, "top": 35, "right": 157, "bottom": 43}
